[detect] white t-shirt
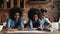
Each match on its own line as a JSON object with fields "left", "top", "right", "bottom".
{"left": 39, "top": 17, "right": 51, "bottom": 28}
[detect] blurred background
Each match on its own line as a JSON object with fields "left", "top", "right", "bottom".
{"left": 0, "top": 0, "right": 60, "bottom": 24}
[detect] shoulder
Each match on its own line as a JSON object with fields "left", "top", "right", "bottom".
{"left": 28, "top": 19, "right": 32, "bottom": 23}
{"left": 44, "top": 17, "right": 51, "bottom": 23}
{"left": 19, "top": 17, "right": 24, "bottom": 20}
{"left": 7, "top": 18, "right": 13, "bottom": 21}
{"left": 44, "top": 17, "right": 49, "bottom": 20}
{"left": 18, "top": 18, "right": 24, "bottom": 22}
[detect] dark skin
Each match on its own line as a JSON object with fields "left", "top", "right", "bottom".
{"left": 30, "top": 14, "right": 39, "bottom": 30}
{"left": 14, "top": 13, "right": 24, "bottom": 30}
{"left": 3, "top": 13, "right": 23, "bottom": 31}
{"left": 38, "top": 13, "right": 51, "bottom": 31}
{"left": 33, "top": 14, "right": 38, "bottom": 22}
{"left": 14, "top": 13, "right": 20, "bottom": 21}
{"left": 38, "top": 14, "right": 44, "bottom": 30}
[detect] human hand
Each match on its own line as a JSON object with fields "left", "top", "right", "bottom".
{"left": 31, "top": 28, "right": 38, "bottom": 30}
{"left": 38, "top": 27, "right": 43, "bottom": 30}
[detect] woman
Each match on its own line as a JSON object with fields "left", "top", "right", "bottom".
{"left": 6, "top": 8, "right": 24, "bottom": 29}
{"left": 27, "top": 8, "right": 40, "bottom": 30}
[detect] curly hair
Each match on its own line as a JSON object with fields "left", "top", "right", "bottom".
{"left": 38, "top": 9, "right": 47, "bottom": 19}
{"left": 28, "top": 8, "right": 39, "bottom": 20}
{"left": 9, "top": 8, "right": 23, "bottom": 20}
{"left": 40, "top": 9, "right": 47, "bottom": 14}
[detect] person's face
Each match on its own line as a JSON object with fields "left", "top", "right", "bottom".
{"left": 14, "top": 13, "right": 20, "bottom": 20}
{"left": 43, "top": 12, "right": 46, "bottom": 16}
{"left": 43, "top": 12, "right": 48, "bottom": 17}
{"left": 33, "top": 14, "right": 38, "bottom": 21}
{"left": 39, "top": 13, "right": 44, "bottom": 19}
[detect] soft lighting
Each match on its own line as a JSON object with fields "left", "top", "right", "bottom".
{"left": 7, "top": 0, "right": 9, "bottom": 2}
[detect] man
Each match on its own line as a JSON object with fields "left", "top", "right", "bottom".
{"left": 38, "top": 9, "right": 51, "bottom": 31}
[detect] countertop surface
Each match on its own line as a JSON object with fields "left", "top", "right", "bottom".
{"left": 0, "top": 31, "right": 60, "bottom": 34}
